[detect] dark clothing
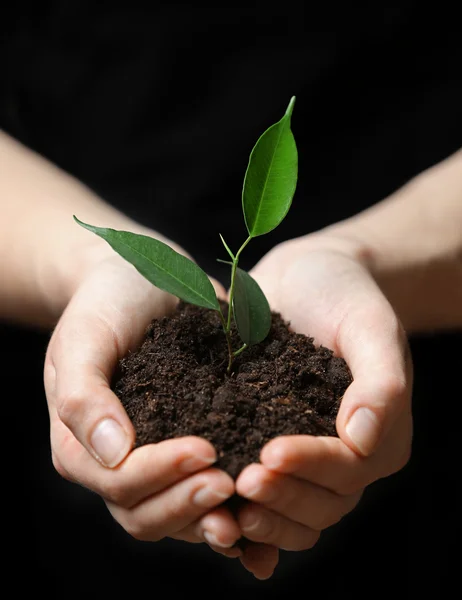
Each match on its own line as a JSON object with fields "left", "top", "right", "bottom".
{"left": 2, "top": 3, "right": 461, "bottom": 597}
{"left": 2, "top": 4, "right": 462, "bottom": 276}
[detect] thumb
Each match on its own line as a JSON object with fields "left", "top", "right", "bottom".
{"left": 335, "top": 301, "right": 412, "bottom": 457}
{"left": 45, "top": 315, "right": 135, "bottom": 469}
{"left": 44, "top": 262, "right": 176, "bottom": 468}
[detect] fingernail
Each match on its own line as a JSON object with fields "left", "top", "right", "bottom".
{"left": 180, "top": 455, "right": 216, "bottom": 473}
{"left": 90, "top": 418, "right": 130, "bottom": 467}
{"left": 203, "top": 531, "right": 235, "bottom": 548}
{"left": 262, "top": 446, "right": 284, "bottom": 470}
{"left": 192, "top": 487, "right": 230, "bottom": 508}
{"left": 239, "top": 483, "right": 261, "bottom": 500}
{"left": 345, "top": 407, "right": 380, "bottom": 456}
{"left": 241, "top": 512, "right": 271, "bottom": 535}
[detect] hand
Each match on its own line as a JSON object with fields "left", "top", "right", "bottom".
{"left": 234, "top": 232, "right": 413, "bottom": 578}
{"left": 44, "top": 253, "right": 243, "bottom": 554}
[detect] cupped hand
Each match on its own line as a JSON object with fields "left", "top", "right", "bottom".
{"left": 44, "top": 254, "right": 243, "bottom": 554}
{"left": 234, "top": 233, "right": 413, "bottom": 578}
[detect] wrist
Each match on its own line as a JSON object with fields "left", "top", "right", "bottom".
{"left": 37, "top": 214, "right": 189, "bottom": 326}
{"left": 316, "top": 165, "right": 462, "bottom": 333}
{"left": 0, "top": 131, "right": 189, "bottom": 327}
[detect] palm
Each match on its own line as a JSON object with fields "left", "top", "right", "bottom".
{"left": 44, "top": 256, "right": 241, "bottom": 560}
{"left": 250, "top": 239, "right": 376, "bottom": 352}
{"left": 231, "top": 237, "right": 413, "bottom": 578}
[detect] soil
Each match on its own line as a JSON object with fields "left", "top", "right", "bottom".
{"left": 113, "top": 301, "right": 353, "bottom": 479}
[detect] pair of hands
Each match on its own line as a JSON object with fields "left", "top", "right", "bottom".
{"left": 44, "top": 231, "right": 413, "bottom": 580}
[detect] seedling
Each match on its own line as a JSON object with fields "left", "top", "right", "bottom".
{"left": 75, "top": 97, "right": 298, "bottom": 373}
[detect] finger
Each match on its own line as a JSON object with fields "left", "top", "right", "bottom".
{"left": 208, "top": 546, "right": 243, "bottom": 559}
{"left": 209, "top": 277, "right": 227, "bottom": 301}
{"left": 334, "top": 297, "right": 412, "bottom": 457}
{"left": 238, "top": 503, "right": 320, "bottom": 551}
{"left": 47, "top": 353, "right": 135, "bottom": 469}
{"left": 45, "top": 260, "right": 176, "bottom": 468}
{"left": 50, "top": 427, "right": 219, "bottom": 507}
{"left": 239, "top": 542, "right": 279, "bottom": 580}
{"left": 261, "top": 435, "right": 363, "bottom": 494}
{"left": 253, "top": 252, "right": 412, "bottom": 459}
{"left": 236, "top": 464, "right": 361, "bottom": 531}
{"left": 171, "top": 505, "right": 242, "bottom": 551}
{"left": 106, "top": 468, "right": 234, "bottom": 542}
{"left": 260, "top": 427, "right": 410, "bottom": 495}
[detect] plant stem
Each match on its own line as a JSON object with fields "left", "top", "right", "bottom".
{"left": 219, "top": 234, "right": 235, "bottom": 261}
{"left": 233, "top": 343, "right": 248, "bottom": 357}
{"left": 226, "top": 236, "right": 252, "bottom": 332}
{"left": 218, "top": 309, "right": 235, "bottom": 374}
{"left": 217, "top": 235, "right": 252, "bottom": 374}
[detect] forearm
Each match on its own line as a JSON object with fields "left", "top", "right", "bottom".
{"left": 325, "top": 149, "right": 462, "bottom": 333}
{"left": 0, "top": 131, "right": 174, "bottom": 328}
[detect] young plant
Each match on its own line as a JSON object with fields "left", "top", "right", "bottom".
{"left": 75, "top": 96, "right": 298, "bottom": 373}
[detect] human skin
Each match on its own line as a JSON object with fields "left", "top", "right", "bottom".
{"left": 235, "top": 150, "right": 462, "bottom": 577}
{"left": 1, "top": 130, "right": 461, "bottom": 579}
{"left": 0, "top": 130, "right": 242, "bottom": 554}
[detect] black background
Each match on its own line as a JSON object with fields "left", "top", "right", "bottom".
{"left": 2, "top": 3, "right": 461, "bottom": 597}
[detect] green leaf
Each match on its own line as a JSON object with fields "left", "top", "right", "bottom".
{"left": 242, "top": 96, "right": 298, "bottom": 237}
{"left": 233, "top": 268, "right": 272, "bottom": 345}
{"left": 74, "top": 216, "right": 220, "bottom": 311}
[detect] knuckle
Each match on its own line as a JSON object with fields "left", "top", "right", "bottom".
{"left": 43, "top": 360, "right": 57, "bottom": 393}
{"left": 259, "top": 514, "right": 282, "bottom": 546}
{"left": 399, "top": 443, "right": 412, "bottom": 469}
{"left": 389, "top": 441, "right": 412, "bottom": 476}
{"left": 121, "top": 509, "right": 165, "bottom": 543}
{"left": 317, "top": 494, "right": 359, "bottom": 530}
{"left": 335, "top": 479, "right": 365, "bottom": 496}
{"left": 51, "top": 452, "right": 72, "bottom": 481}
{"left": 298, "top": 530, "right": 321, "bottom": 550}
{"left": 99, "top": 479, "right": 131, "bottom": 507}
{"left": 382, "top": 374, "right": 407, "bottom": 402}
{"left": 313, "top": 505, "right": 339, "bottom": 531}
{"left": 270, "top": 479, "right": 297, "bottom": 513}
{"left": 282, "top": 529, "right": 320, "bottom": 551}
{"left": 164, "top": 493, "right": 188, "bottom": 522}
{"left": 123, "top": 515, "right": 155, "bottom": 542}
{"left": 55, "top": 389, "right": 85, "bottom": 426}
